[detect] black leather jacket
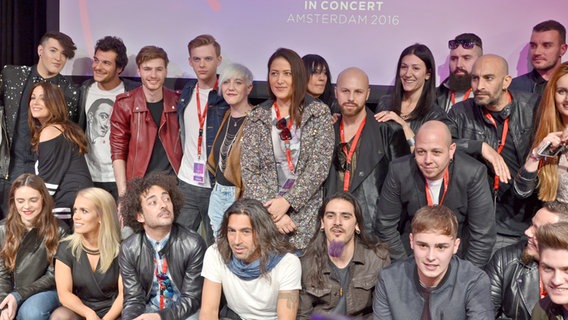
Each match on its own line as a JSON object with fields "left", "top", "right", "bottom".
{"left": 324, "top": 108, "right": 410, "bottom": 235}
{"left": 0, "top": 220, "right": 68, "bottom": 303}
{"left": 447, "top": 90, "right": 541, "bottom": 236}
{"left": 119, "top": 224, "right": 206, "bottom": 320}
{"left": 375, "top": 151, "right": 495, "bottom": 267}
{"left": 484, "top": 240, "right": 539, "bottom": 320}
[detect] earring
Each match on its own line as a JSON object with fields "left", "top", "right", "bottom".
{"left": 320, "top": 228, "right": 324, "bottom": 232}
{"left": 355, "top": 229, "right": 360, "bottom": 234}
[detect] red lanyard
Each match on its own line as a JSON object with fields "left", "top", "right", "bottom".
{"left": 539, "top": 276, "right": 547, "bottom": 299}
{"left": 195, "top": 81, "right": 218, "bottom": 158}
{"left": 450, "top": 88, "right": 472, "bottom": 105}
{"left": 274, "top": 102, "right": 295, "bottom": 172}
{"left": 425, "top": 168, "right": 450, "bottom": 206}
{"left": 339, "top": 118, "right": 366, "bottom": 191}
{"left": 483, "top": 92, "right": 512, "bottom": 190}
{"left": 154, "top": 255, "right": 169, "bottom": 310}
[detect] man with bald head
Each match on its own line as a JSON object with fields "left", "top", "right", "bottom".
{"left": 375, "top": 120, "right": 495, "bottom": 267}
{"left": 448, "top": 54, "right": 540, "bottom": 252}
{"left": 325, "top": 67, "right": 409, "bottom": 235}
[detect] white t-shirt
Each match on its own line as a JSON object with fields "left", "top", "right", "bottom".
{"left": 85, "top": 81, "right": 125, "bottom": 182}
{"left": 201, "top": 245, "right": 301, "bottom": 320}
{"left": 425, "top": 178, "right": 443, "bottom": 205}
{"left": 178, "top": 87, "right": 212, "bottom": 188}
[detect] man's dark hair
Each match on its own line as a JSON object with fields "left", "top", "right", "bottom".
{"left": 533, "top": 20, "right": 566, "bottom": 43}
{"left": 120, "top": 172, "right": 184, "bottom": 233}
{"left": 39, "top": 31, "right": 77, "bottom": 59}
{"left": 302, "top": 192, "right": 389, "bottom": 289}
{"left": 454, "top": 33, "right": 483, "bottom": 49}
{"left": 217, "top": 198, "right": 295, "bottom": 276}
{"left": 95, "top": 36, "right": 128, "bottom": 71}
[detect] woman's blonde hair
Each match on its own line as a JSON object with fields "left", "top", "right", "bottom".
{"left": 64, "top": 188, "right": 120, "bottom": 272}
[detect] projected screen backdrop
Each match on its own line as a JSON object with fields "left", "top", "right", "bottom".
{"left": 59, "top": 0, "right": 567, "bottom": 86}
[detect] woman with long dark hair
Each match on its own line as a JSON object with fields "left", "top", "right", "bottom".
{"left": 0, "top": 173, "right": 67, "bottom": 320}
{"left": 28, "top": 82, "right": 92, "bottom": 223}
{"left": 241, "top": 48, "right": 334, "bottom": 250}
{"left": 375, "top": 43, "right": 448, "bottom": 148}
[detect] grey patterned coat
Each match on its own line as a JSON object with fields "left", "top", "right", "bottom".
{"left": 241, "top": 96, "right": 334, "bottom": 249}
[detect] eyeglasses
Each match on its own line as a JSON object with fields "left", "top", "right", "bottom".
{"left": 333, "top": 142, "right": 349, "bottom": 172}
{"left": 448, "top": 39, "right": 481, "bottom": 50}
{"left": 276, "top": 118, "right": 292, "bottom": 140}
{"left": 157, "top": 272, "right": 174, "bottom": 298}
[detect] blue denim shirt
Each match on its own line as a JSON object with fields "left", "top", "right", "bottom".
{"left": 177, "top": 79, "right": 230, "bottom": 182}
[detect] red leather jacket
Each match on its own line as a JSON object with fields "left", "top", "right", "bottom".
{"left": 110, "top": 86, "right": 182, "bottom": 180}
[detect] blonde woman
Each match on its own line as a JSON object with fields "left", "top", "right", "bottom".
{"left": 50, "top": 188, "right": 122, "bottom": 320}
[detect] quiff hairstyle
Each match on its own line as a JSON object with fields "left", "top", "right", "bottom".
{"left": 135, "top": 45, "right": 169, "bottom": 67}
{"left": 187, "top": 34, "right": 221, "bottom": 57}
{"left": 536, "top": 222, "right": 568, "bottom": 254}
{"left": 40, "top": 31, "right": 77, "bottom": 59}
{"left": 411, "top": 205, "right": 458, "bottom": 239}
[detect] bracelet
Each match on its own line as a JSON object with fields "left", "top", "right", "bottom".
{"left": 528, "top": 148, "right": 542, "bottom": 162}
{"left": 407, "top": 137, "right": 415, "bottom": 147}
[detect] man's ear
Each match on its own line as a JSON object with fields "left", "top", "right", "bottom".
{"left": 136, "top": 212, "right": 145, "bottom": 224}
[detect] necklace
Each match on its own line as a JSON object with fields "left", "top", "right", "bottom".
{"left": 82, "top": 243, "right": 100, "bottom": 255}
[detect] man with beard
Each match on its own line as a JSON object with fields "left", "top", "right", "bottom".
{"left": 448, "top": 54, "right": 540, "bottom": 252}
{"left": 324, "top": 67, "right": 409, "bottom": 236}
{"left": 510, "top": 20, "right": 567, "bottom": 96}
{"left": 485, "top": 201, "right": 568, "bottom": 320}
{"left": 119, "top": 172, "right": 206, "bottom": 319}
{"left": 436, "top": 33, "right": 483, "bottom": 112}
{"left": 298, "top": 192, "right": 390, "bottom": 319}
{"left": 200, "top": 198, "right": 301, "bottom": 319}
{"left": 375, "top": 120, "right": 495, "bottom": 267}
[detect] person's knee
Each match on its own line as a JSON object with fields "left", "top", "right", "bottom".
{"left": 49, "top": 307, "right": 80, "bottom": 320}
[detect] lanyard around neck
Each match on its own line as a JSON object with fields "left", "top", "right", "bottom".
{"left": 450, "top": 88, "right": 472, "bottom": 105}
{"left": 274, "top": 102, "right": 295, "bottom": 172}
{"left": 195, "top": 81, "right": 219, "bottom": 158}
{"left": 483, "top": 92, "right": 512, "bottom": 190}
{"left": 339, "top": 118, "right": 366, "bottom": 191}
{"left": 425, "top": 167, "right": 450, "bottom": 206}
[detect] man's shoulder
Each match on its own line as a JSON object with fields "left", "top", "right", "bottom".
{"left": 487, "top": 240, "right": 529, "bottom": 269}
{"left": 115, "top": 86, "right": 142, "bottom": 103}
{"left": 1, "top": 64, "right": 31, "bottom": 75}
{"left": 451, "top": 256, "right": 488, "bottom": 282}
{"left": 452, "top": 151, "right": 485, "bottom": 170}
{"left": 381, "top": 256, "right": 414, "bottom": 279}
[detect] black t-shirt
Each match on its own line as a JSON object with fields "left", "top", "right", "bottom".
{"left": 146, "top": 100, "right": 174, "bottom": 176}
{"left": 329, "top": 259, "right": 351, "bottom": 315}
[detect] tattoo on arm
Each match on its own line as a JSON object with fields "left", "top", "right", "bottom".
{"left": 278, "top": 291, "right": 299, "bottom": 309}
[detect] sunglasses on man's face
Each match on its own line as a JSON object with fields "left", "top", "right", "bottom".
{"left": 276, "top": 118, "right": 292, "bottom": 141}
{"left": 448, "top": 39, "right": 481, "bottom": 50}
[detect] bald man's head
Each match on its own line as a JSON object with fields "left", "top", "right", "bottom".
{"left": 416, "top": 120, "right": 453, "bottom": 146}
{"left": 335, "top": 67, "right": 371, "bottom": 119}
{"left": 471, "top": 54, "right": 512, "bottom": 111}
{"left": 414, "top": 120, "right": 456, "bottom": 180}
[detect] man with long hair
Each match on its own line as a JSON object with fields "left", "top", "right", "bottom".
{"left": 200, "top": 198, "right": 301, "bottom": 320}
{"left": 119, "top": 172, "right": 206, "bottom": 319}
{"left": 298, "top": 192, "right": 389, "bottom": 319}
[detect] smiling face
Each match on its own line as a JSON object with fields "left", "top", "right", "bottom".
{"left": 221, "top": 77, "right": 252, "bottom": 107}
{"left": 137, "top": 58, "right": 167, "bottom": 94}
{"left": 410, "top": 231, "right": 460, "bottom": 287}
{"left": 73, "top": 194, "right": 101, "bottom": 237}
{"left": 399, "top": 54, "right": 431, "bottom": 96}
{"left": 530, "top": 30, "right": 567, "bottom": 74}
{"left": 37, "top": 38, "right": 68, "bottom": 78}
{"left": 269, "top": 57, "right": 294, "bottom": 104}
{"left": 524, "top": 207, "right": 559, "bottom": 260}
{"left": 414, "top": 122, "right": 456, "bottom": 180}
{"left": 29, "top": 86, "right": 51, "bottom": 124}
{"left": 92, "top": 49, "right": 122, "bottom": 86}
{"left": 539, "top": 248, "right": 568, "bottom": 308}
{"left": 137, "top": 185, "right": 175, "bottom": 232}
{"left": 14, "top": 186, "right": 43, "bottom": 229}
{"left": 555, "top": 73, "right": 568, "bottom": 123}
{"left": 227, "top": 213, "right": 260, "bottom": 263}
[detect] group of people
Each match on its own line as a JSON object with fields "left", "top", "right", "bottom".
{"left": 0, "top": 16, "right": 568, "bottom": 319}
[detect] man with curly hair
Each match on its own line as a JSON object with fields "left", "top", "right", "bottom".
{"left": 119, "top": 172, "right": 206, "bottom": 320}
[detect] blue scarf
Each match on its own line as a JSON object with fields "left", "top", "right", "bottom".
{"left": 227, "top": 253, "right": 286, "bottom": 281}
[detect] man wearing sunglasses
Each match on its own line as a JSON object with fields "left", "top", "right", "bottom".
{"left": 436, "top": 33, "right": 483, "bottom": 112}
{"left": 324, "top": 67, "right": 409, "bottom": 236}
{"left": 119, "top": 172, "right": 206, "bottom": 320}
{"left": 510, "top": 20, "right": 567, "bottom": 96}
{"left": 375, "top": 120, "right": 495, "bottom": 267}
